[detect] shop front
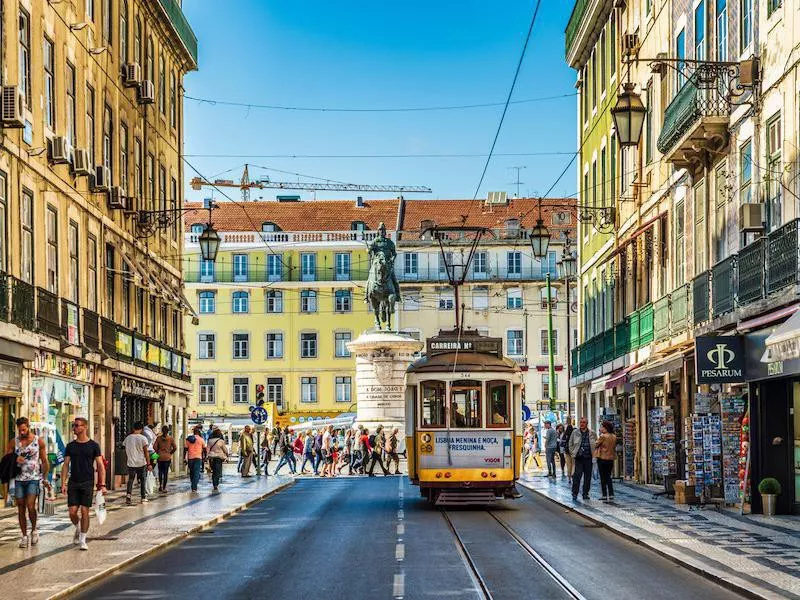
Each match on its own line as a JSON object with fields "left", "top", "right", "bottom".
{"left": 28, "top": 352, "right": 96, "bottom": 479}
{"left": 112, "top": 374, "right": 165, "bottom": 477}
{"left": 745, "top": 328, "right": 800, "bottom": 515}
{"left": 0, "top": 359, "right": 23, "bottom": 462}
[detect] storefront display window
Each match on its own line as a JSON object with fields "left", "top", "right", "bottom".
{"left": 30, "top": 376, "right": 89, "bottom": 466}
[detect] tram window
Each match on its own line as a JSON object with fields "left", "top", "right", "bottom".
{"left": 488, "top": 381, "right": 510, "bottom": 427}
{"left": 451, "top": 381, "right": 481, "bottom": 428}
{"left": 420, "top": 381, "right": 446, "bottom": 427}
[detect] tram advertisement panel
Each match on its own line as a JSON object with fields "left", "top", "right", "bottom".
{"left": 419, "top": 430, "right": 512, "bottom": 469}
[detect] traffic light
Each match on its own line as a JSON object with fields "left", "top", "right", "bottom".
{"left": 255, "top": 384, "right": 265, "bottom": 407}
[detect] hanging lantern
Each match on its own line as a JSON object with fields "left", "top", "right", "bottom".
{"left": 529, "top": 218, "right": 551, "bottom": 259}
{"left": 198, "top": 224, "right": 221, "bottom": 262}
{"left": 612, "top": 82, "right": 647, "bottom": 147}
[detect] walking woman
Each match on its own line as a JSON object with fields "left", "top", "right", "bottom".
{"left": 595, "top": 420, "right": 617, "bottom": 501}
{"left": 206, "top": 429, "right": 229, "bottom": 492}
{"left": 153, "top": 425, "right": 177, "bottom": 493}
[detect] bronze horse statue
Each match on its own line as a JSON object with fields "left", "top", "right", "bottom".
{"left": 365, "top": 253, "right": 399, "bottom": 330}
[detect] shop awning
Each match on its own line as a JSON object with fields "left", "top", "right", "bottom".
{"left": 739, "top": 303, "right": 800, "bottom": 332}
{"left": 589, "top": 374, "right": 612, "bottom": 393}
{"left": 761, "top": 310, "right": 800, "bottom": 362}
{"left": 628, "top": 353, "right": 685, "bottom": 383}
{"left": 604, "top": 364, "right": 638, "bottom": 390}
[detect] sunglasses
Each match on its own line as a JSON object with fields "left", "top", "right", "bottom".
{"left": 72, "top": 422, "right": 85, "bottom": 428}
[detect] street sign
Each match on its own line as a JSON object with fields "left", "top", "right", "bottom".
{"left": 522, "top": 404, "right": 531, "bottom": 421}
{"left": 250, "top": 407, "right": 268, "bottom": 425}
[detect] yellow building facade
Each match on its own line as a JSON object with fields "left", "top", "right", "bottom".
{"left": 183, "top": 198, "right": 400, "bottom": 427}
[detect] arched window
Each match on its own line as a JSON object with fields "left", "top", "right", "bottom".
{"left": 232, "top": 291, "right": 249, "bottom": 313}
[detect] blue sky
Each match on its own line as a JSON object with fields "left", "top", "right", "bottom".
{"left": 181, "top": 1, "right": 576, "bottom": 203}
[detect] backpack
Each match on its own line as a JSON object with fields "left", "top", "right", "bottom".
{"left": 368, "top": 434, "right": 376, "bottom": 449}
{"left": 0, "top": 452, "right": 21, "bottom": 484}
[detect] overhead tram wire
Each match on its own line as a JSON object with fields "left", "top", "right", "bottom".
{"left": 471, "top": 0, "right": 543, "bottom": 208}
{"left": 183, "top": 152, "right": 578, "bottom": 159}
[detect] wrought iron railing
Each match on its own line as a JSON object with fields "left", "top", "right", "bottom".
{"left": 737, "top": 238, "right": 765, "bottom": 305}
{"left": 671, "top": 283, "right": 690, "bottom": 333}
{"left": 0, "top": 272, "right": 9, "bottom": 322}
{"left": 657, "top": 65, "right": 732, "bottom": 155}
{"left": 767, "top": 218, "right": 799, "bottom": 294}
{"left": 36, "top": 288, "right": 60, "bottom": 338}
{"left": 83, "top": 309, "right": 100, "bottom": 350}
{"left": 653, "top": 295, "right": 671, "bottom": 341}
{"left": 10, "top": 278, "right": 34, "bottom": 330}
{"left": 712, "top": 255, "right": 737, "bottom": 317}
{"left": 101, "top": 318, "right": 117, "bottom": 358}
{"left": 692, "top": 271, "right": 711, "bottom": 325}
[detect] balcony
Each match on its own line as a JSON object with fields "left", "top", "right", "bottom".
{"left": 0, "top": 272, "right": 9, "bottom": 321}
{"left": 639, "top": 304, "right": 654, "bottom": 346}
{"left": 10, "top": 278, "right": 34, "bottom": 331}
{"left": 712, "top": 255, "right": 737, "bottom": 318}
{"left": 83, "top": 309, "right": 100, "bottom": 351}
{"left": 185, "top": 229, "right": 394, "bottom": 246}
{"left": 101, "top": 318, "right": 117, "bottom": 358}
{"left": 767, "top": 219, "right": 799, "bottom": 294}
{"left": 692, "top": 271, "right": 711, "bottom": 325}
{"left": 657, "top": 66, "right": 732, "bottom": 168}
{"left": 653, "top": 295, "right": 670, "bottom": 341}
{"left": 157, "top": 0, "right": 198, "bottom": 67}
{"left": 738, "top": 238, "right": 765, "bottom": 304}
{"left": 36, "top": 288, "right": 61, "bottom": 339}
{"left": 670, "top": 284, "right": 691, "bottom": 334}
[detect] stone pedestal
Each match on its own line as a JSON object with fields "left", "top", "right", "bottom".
{"left": 347, "top": 331, "right": 423, "bottom": 436}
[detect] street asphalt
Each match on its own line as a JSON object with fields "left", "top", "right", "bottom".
{"left": 76, "top": 475, "right": 745, "bottom": 600}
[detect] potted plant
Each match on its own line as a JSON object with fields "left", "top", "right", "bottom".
{"left": 758, "top": 478, "right": 781, "bottom": 516}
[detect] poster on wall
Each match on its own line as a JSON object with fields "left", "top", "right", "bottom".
{"left": 134, "top": 337, "right": 147, "bottom": 362}
{"left": 65, "top": 304, "right": 79, "bottom": 346}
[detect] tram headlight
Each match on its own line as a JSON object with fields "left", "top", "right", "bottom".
{"left": 481, "top": 472, "right": 488, "bottom": 478}
{"left": 444, "top": 472, "right": 451, "bottom": 479}
{"left": 489, "top": 472, "right": 497, "bottom": 478}
{"left": 435, "top": 472, "right": 442, "bottom": 479}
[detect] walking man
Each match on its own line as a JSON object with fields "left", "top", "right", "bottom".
{"left": 386, "top": 427, "right": 401, "bottom": 475}
{"left": 6, "top": 417, "right": 49, "bottom": 548}
{"left": 61, "top": 417, "right": 105, "bottom": 551}
{"left": 123, "top": 422, "right": 152, "bottom": 505}
{"left": 368, "top": 425, "right": 389, "bottom": 476}
{"left": 568, "top": 417, "right": 597, "bottom": 501}
{"left": 562, "top": 417, "right": 575, "bottom": 480}
{"left": 240, "top": 426, "right": 255, "bottom": 477}
{"left": 544, "top": 421, "right": 558, "bottom": 478}
{"left": 274, "top": 427, "right": 296, "bottom": 475}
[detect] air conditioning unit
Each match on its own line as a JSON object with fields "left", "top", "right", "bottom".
{"left": 48, "top": 136, "right": 70, "bottom": 165}
{"left": 72, "top": 148, "right": 92, "bottom": 176}
{"left": 93, "top": 166, "right": 110, "bottom": 191}
{"left": 1, "top": 85, "right": 24, "bottom": 128}
{"left": 740, "top": 203, "right": 764, "bottom": 232}
{"left": 137, "top": 80, "right": 155, "bottom": 105}
{"left": 122, "top": 63, "right": 142, "bottom": 87}
{"left": 107, "top": 186, "right": 127, "bottom": 210}
{"left": 622, "top": 33, "right": 640, "bottom": 57}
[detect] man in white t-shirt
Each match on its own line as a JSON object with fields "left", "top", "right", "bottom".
{"left": 122, "top": 422, "right": 152, "bottom": 505}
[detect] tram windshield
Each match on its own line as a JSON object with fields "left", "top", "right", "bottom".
{"left": 488, "top": 381, "right": 510, "bottom": 427}
{"left": 450, "top": 381, "right": 481, "bottom": 428}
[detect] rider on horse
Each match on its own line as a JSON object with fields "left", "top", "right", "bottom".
{"left": 365, "top": 222, "right": 401, "bottom": 303}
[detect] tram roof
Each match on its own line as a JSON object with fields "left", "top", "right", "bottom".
{"left": 406, "top": 351, "right": 520, "bottom": 374}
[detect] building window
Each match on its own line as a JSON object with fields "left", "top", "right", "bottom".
{"left": 301, "top": 253, "right": 316, "bottom": 281}
{"left": 507, "top": 251, "right": 522, "bottom": 276}
{"left": 439, "top": 294, "right": 454, "bottom": 310}
{"left": 610, "top": 136, "right": 617, "bottom": 205}
{"left": 404, "top": 293, "right": 420, "bottom": 311}
{"left": 0, "top": 174, "right": 6, "bottom": 272}
{"left": 695, "top": 2, "right": 706, "bottom": 60}
{"left": 170, "top": 71, "right": 177, "bottom": 128}
{"left": 149, "top": 296, "right": 156, "bottom": 336}
{"left": 741, "top": 0, "right": 753, "bottom": 52}
{"left": 716, "top": 0, "right": 727, "bottom": 61}
{"left": 266, "top": 332, "right": 283, "bottom": 359}
{"left": 43, "top": 37, "right": 55, "bottom": 130}
{"left": 199, "top": 291, "right": 215, "bottom": 314}
{"left": 19, "top": 10, "right": 31, "bottom": 108}
{"left": 86, "top": 85, "right": 95, "bottom": 164}
{"left": 46, "top": 206, "right": 58, "bottom": 294}
{"left": 233, "top": 254, "right": 248, "bottom": 281}
{"left": 439, "top": 252, "right": 453, "bottom": 276}
{"left": 267, "top": 377, "right": 283, "bottom": 407}
{"left": 542, "top": 373, "right": 558, "bottom": 401}
{"left": 146, "top": 37, "right": 154, "bottom": 83}
{"left": 335, "top": 289, "right": 352, "bottom": 313}
{"left": 506, "top": 288, "right": 522, "bottom": 310}
{"left": 172, "top": 309, "right": 179, "bottom": 348}
{"left": 335, "top": 376, "right": 352, "bottom": 403}
{"left": 158, "top": 54, "right": 166, "bottom": 114}
{"left": 335, "top": 332, "right": 352, "bottom": 357}
{"left": 540, "top": 330, "right": 558, "bottom": 355}
{"left": 21, "top": 190, "right": 33, "bottom": 284}
{"left": 507, "top": 330, "right": 523, "bottom": 356}
{"left": 600, "top": 30, "right": 607, "bottom": 94}
{"left": 66, "top": 62, "right": 77, "bottom": 151}
{"left": 120, "top": 122, "right": 129, "bottom": 191}
{"left": 768, "top": 0, "right": 782, "bottom": 17}
{"left": 170, "top": 177, "right": 178, "bottom": 241}
{"left": 740, "top": 139, "right": 752, "bottom": 204}
{"left": 404, "top": 253, "right": 418, "bottom": 277}
{"left": 335, "top": 253, "right": 351, "bottom": 280}
{"left": 267, "top": 254, "right": 282, "bottom": 281}
{"left": 232, "top": 291, "right": 249, "bottom": 313}
{"left": 351, "top": 221, "right": 367, "bottom": 232}
{"left": 676, "top": 29, "right": 686, "bottom": 89}
{"left": 591, "top": 49, "right": 597, "bottom": 108}
{"left": 266, "top": 290, "right": 283, "bottom": 313}
{"left": 301, "top": 332, "right": 318, "bottom": 358}
{"left": 134, "top": 138, "right": 142, "bottom": 201}
{"left": 714, "top": 164, "right": 728, "bottom": 262}
{"left": 262, "top": 222, "right": 280, "bottom": 232}
{"left": 86, "top": 0, "right": 94, "bottom": 20}
{"left": 473, "top": 288, "right": 489, "bottom": 310}
{"left": 300, "top": 290, "right": 317, "bottom": 313}
{"left": 120, "top": 0, "right": 128, "bottom": 63}
{"left": 301, "top": 377, "right": 318, "bottom": 403}
{"left": 200, "top": 259, "right": 215, "bottom": 282}
{"left": 542, "top": 251, "right": 558, "bottom": 278}
{"left": 119, "top": 263, "right": 130, "bottom": 327}
{"left": 87, "top": 235, "right": 97, "bottom": 310}
{"left": 540, "top": 286, "right": 557, "bottom": 309}
{"left": 158, "top": 164, "right": 166, "bottom": 214}
{"left": 103, "top": 105, "right": 113, "bottom": 183}
{"left": 233, "top": 333, "right": 249, "bottom": 359}
{"left": 674, "top": 199, "right": 685, "bottom": 286}
{"left": 473, "top": 251, "right": 487, "bottom": 277}
{"left": 198, "top": 378, "right": 215, "bottom": 404}
{"left": 644, "top": 86, "right": 652, "bottom": 164}
{"left": 146, "top": 153, "right": 155, "bottom": 211}
{"left": 694, "top": 181, "right": 707, "bottom": 274}
{"left": 102, "top": 0, "right": 112, "bottom": 42}
{"left": 766, "top": 114, "right": 782, "bottom": 231}
{"left": 134, "top": 17, "right": 141, "bottom": 65}
{"left": 232, "top": 377, "right": 249, "bottom": 403}
{"left": 199, "top": 333, "right": 215, "bottom": 359}
{"left": 68, "top": 221, "right": 79, "bottom": 304}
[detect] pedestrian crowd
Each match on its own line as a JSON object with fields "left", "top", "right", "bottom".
{"left": 523, "top": 416, "right": 617, "bottom": 502}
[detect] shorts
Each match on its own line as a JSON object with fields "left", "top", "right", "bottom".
{"left": 326, "top": 454, "right": 334, "bottom": 464}
{"left": 67, "top": 480, "right": 95, "bottom": 508}
{"left": 14, "top": 479, "right": 40, "bottom": 499}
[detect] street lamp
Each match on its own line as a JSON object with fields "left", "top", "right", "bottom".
{"left": 557, "top": 240, "right": 577, "bottom": 418}
{"left": 529, "top": 218, "right": 551, "bottom": 259}
{"left": 558, "top": 249, "right": 577, "bottom": 279}
{"left": 611, "top": 82, "right": 647, "bottom": 147}
{"left": 198, "top": 224, "right": 221, "bottom": 262}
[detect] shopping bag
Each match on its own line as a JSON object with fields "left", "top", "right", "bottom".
{"left": 42, "top": 488, "right": 56, "bottom": 516}
{"left": 144, "top": 471, "right": 156, "bottom": 497}
{"left": 94, "top": 491, "right": 107, "bottom": 525}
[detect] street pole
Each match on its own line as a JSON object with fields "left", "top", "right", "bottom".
{"left": 255, "top": 429, "right": 262, "bottom": 476}
{"left": 546, "top": 273, "right": 556, "bottom": 411}
{"left": 565, "top": 273, "right": 571, "bottom": 418}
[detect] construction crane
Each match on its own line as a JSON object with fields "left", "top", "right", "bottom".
{"left": 190, "top": 164, "right": 432, "bottom": 201}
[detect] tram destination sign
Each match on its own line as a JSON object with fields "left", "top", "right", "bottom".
{"left": 427, "top": 335, "right": 502, "bottom": 357}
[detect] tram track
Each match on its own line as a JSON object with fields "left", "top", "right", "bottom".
{"left": 441, "top": 508, "right": 586, "bottom": 600}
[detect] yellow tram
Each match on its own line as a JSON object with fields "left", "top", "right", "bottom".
{"left": 405, "top": 329, "right": 524, "bottom": 505}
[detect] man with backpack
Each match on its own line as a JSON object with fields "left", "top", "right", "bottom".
{"left": 368, "top": 425, "right": 390, "bottom": 476}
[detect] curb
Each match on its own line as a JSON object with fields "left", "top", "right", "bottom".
{"left": 49, "top": 478, "right": 296, "bottom": 600}
{"left": 518, "top": 481, "right": 785, "bottom": 600}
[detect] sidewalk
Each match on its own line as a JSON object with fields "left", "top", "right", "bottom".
{"left": 0, "top": 464, "right": 293, "bottom": 599}
{"left": 519, "top": 473, "right": 800, "bottom": 600}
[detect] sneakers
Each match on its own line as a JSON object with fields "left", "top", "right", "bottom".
{"left": 73, "top": 527, "right": 81, "bottom": 545}
{"left": 31, "top": 529, "right": 39, "bottom": 546}
{"left": 18, "top": 535, "right": 29, "bottom": 548}
{"left": 79, "top": 540, "right": 89, "bottom": 551}
{"left": 125, "top": 495, "right": 132, "bottom": 505}
{"left": 141, "top": 497, "right": 149, "bottom": 503}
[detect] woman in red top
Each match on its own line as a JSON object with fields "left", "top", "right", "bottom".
{"left": 291, "top": 430, "right": 304, "bottom": 465}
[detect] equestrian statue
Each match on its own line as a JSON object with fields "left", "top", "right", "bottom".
{"left": 365, "top": 222, "right": 401, "bottom": 330}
